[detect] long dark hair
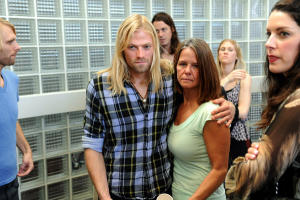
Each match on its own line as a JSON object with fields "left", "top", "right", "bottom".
{"left": 257, "top": 0, "right": 300, "bottom": 129}
{"left": 173, "top": 38, "right": 221, "bottom": 105}
{"left": 152, "top": 12, "right": 179, "bottom": 55}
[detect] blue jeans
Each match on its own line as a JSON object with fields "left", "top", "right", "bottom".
{"left": 0, "top": 178, "right": 19, "bottom": 200}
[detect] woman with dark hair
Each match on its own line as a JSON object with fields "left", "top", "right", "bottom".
{"left": 226, "top": 0, "right": 300, "bottom": 199}
{"left": 168, "top": 38, "right": 230, "bottom": 200}
{"left": 152, "top": 12, "right": 180, "bottom": 62}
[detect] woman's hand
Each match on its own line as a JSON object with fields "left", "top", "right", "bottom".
{"left": 245, "top": 142, "right": 259, "bottom": 160}
{"left": 222, "top": 69, "right": 247, "bottom": 87}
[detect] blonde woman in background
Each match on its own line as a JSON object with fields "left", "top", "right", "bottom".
{"left": 217, "top": 39, "right": 252, "bottom": 166}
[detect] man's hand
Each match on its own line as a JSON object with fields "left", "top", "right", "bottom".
{"left": 245, "top": 142, "right": 259, "bottom": 160}
{"left": 17, "top": 152, "right": 34, "bottom": 177}
{"left": 211, "top": 98, "right": 235, "bottom": 127}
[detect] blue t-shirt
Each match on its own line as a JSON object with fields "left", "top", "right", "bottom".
{"left": 0, "top": 69, "right": 19, "bottom": 186}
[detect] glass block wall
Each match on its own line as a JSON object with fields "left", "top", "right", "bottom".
{"left": 0, "top": 0, "right": 278, "bottom": 199}
{"left": 19, "top": 111, "right": 92, "bottom": 200}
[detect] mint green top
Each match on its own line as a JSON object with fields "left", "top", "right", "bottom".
{"left": 168, "top": 102, "right": 226, "bottom": 200}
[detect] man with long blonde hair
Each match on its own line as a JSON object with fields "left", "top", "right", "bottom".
{"left": 83, "top": 14, "right": 235, "bottom": 200}
{"left": 83, "top": 14, "right": 174, "bottom": 200}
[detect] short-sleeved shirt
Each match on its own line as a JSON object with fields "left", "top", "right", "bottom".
{"left": 168, "top": 102, "right": 226, "bottom": 200}
{"left": 82, "top": 72, "right": 176, "bottom": 199}
{"left": 0, "top": 69, "right": 19, "bottom": 186}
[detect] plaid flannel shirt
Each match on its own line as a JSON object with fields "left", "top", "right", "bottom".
{"left": 82, "top": 72, "right": 176, "bottom": 199}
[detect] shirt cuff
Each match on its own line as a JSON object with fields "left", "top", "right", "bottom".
{"left": 82, "top": 136, "right": 103, "bottom": 152}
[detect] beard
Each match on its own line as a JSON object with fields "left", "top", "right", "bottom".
{"left": 128, "top": 59, "right": 152, "bottom": 74}
{"left": 0, "top": 56, "right": 16, "bottom": 67}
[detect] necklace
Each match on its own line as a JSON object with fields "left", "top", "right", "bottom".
{"left": 130, "top": 82, "right": 148, "bottom": 104}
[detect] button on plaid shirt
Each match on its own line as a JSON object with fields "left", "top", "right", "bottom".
{"left": 82, "top": 72, "right": 176, "bottom": 199}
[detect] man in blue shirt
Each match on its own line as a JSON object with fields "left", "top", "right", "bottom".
{"left": 83, "top": 14, "right": 235, "bottom": 200}
{"left": 0, "top": 18, "right": 34, "bottom": 200}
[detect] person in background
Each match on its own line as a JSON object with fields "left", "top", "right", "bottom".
{"left": 168, "top": 38, "right": 230, "bottom": 200}
{"left": 152, "top": 12, "right": 180, "bottom": 62}
{"left": 83, "top": 14, "right": 236, "bottom": 200}
{"left": 0, "top": 18, "right": 34, "bottom": 200}
{"left": 226, "top": 0, "right": 300, "bottom": 199}
{"left": 217, "top": 39, "right": 252, "bottom": 166}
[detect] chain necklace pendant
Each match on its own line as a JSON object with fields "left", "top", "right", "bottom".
{"left": 142, "top": 98, "right": 147, "bottom": 103}
{"left": 130, "top": 81, "right": 148, "bottom": 104}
